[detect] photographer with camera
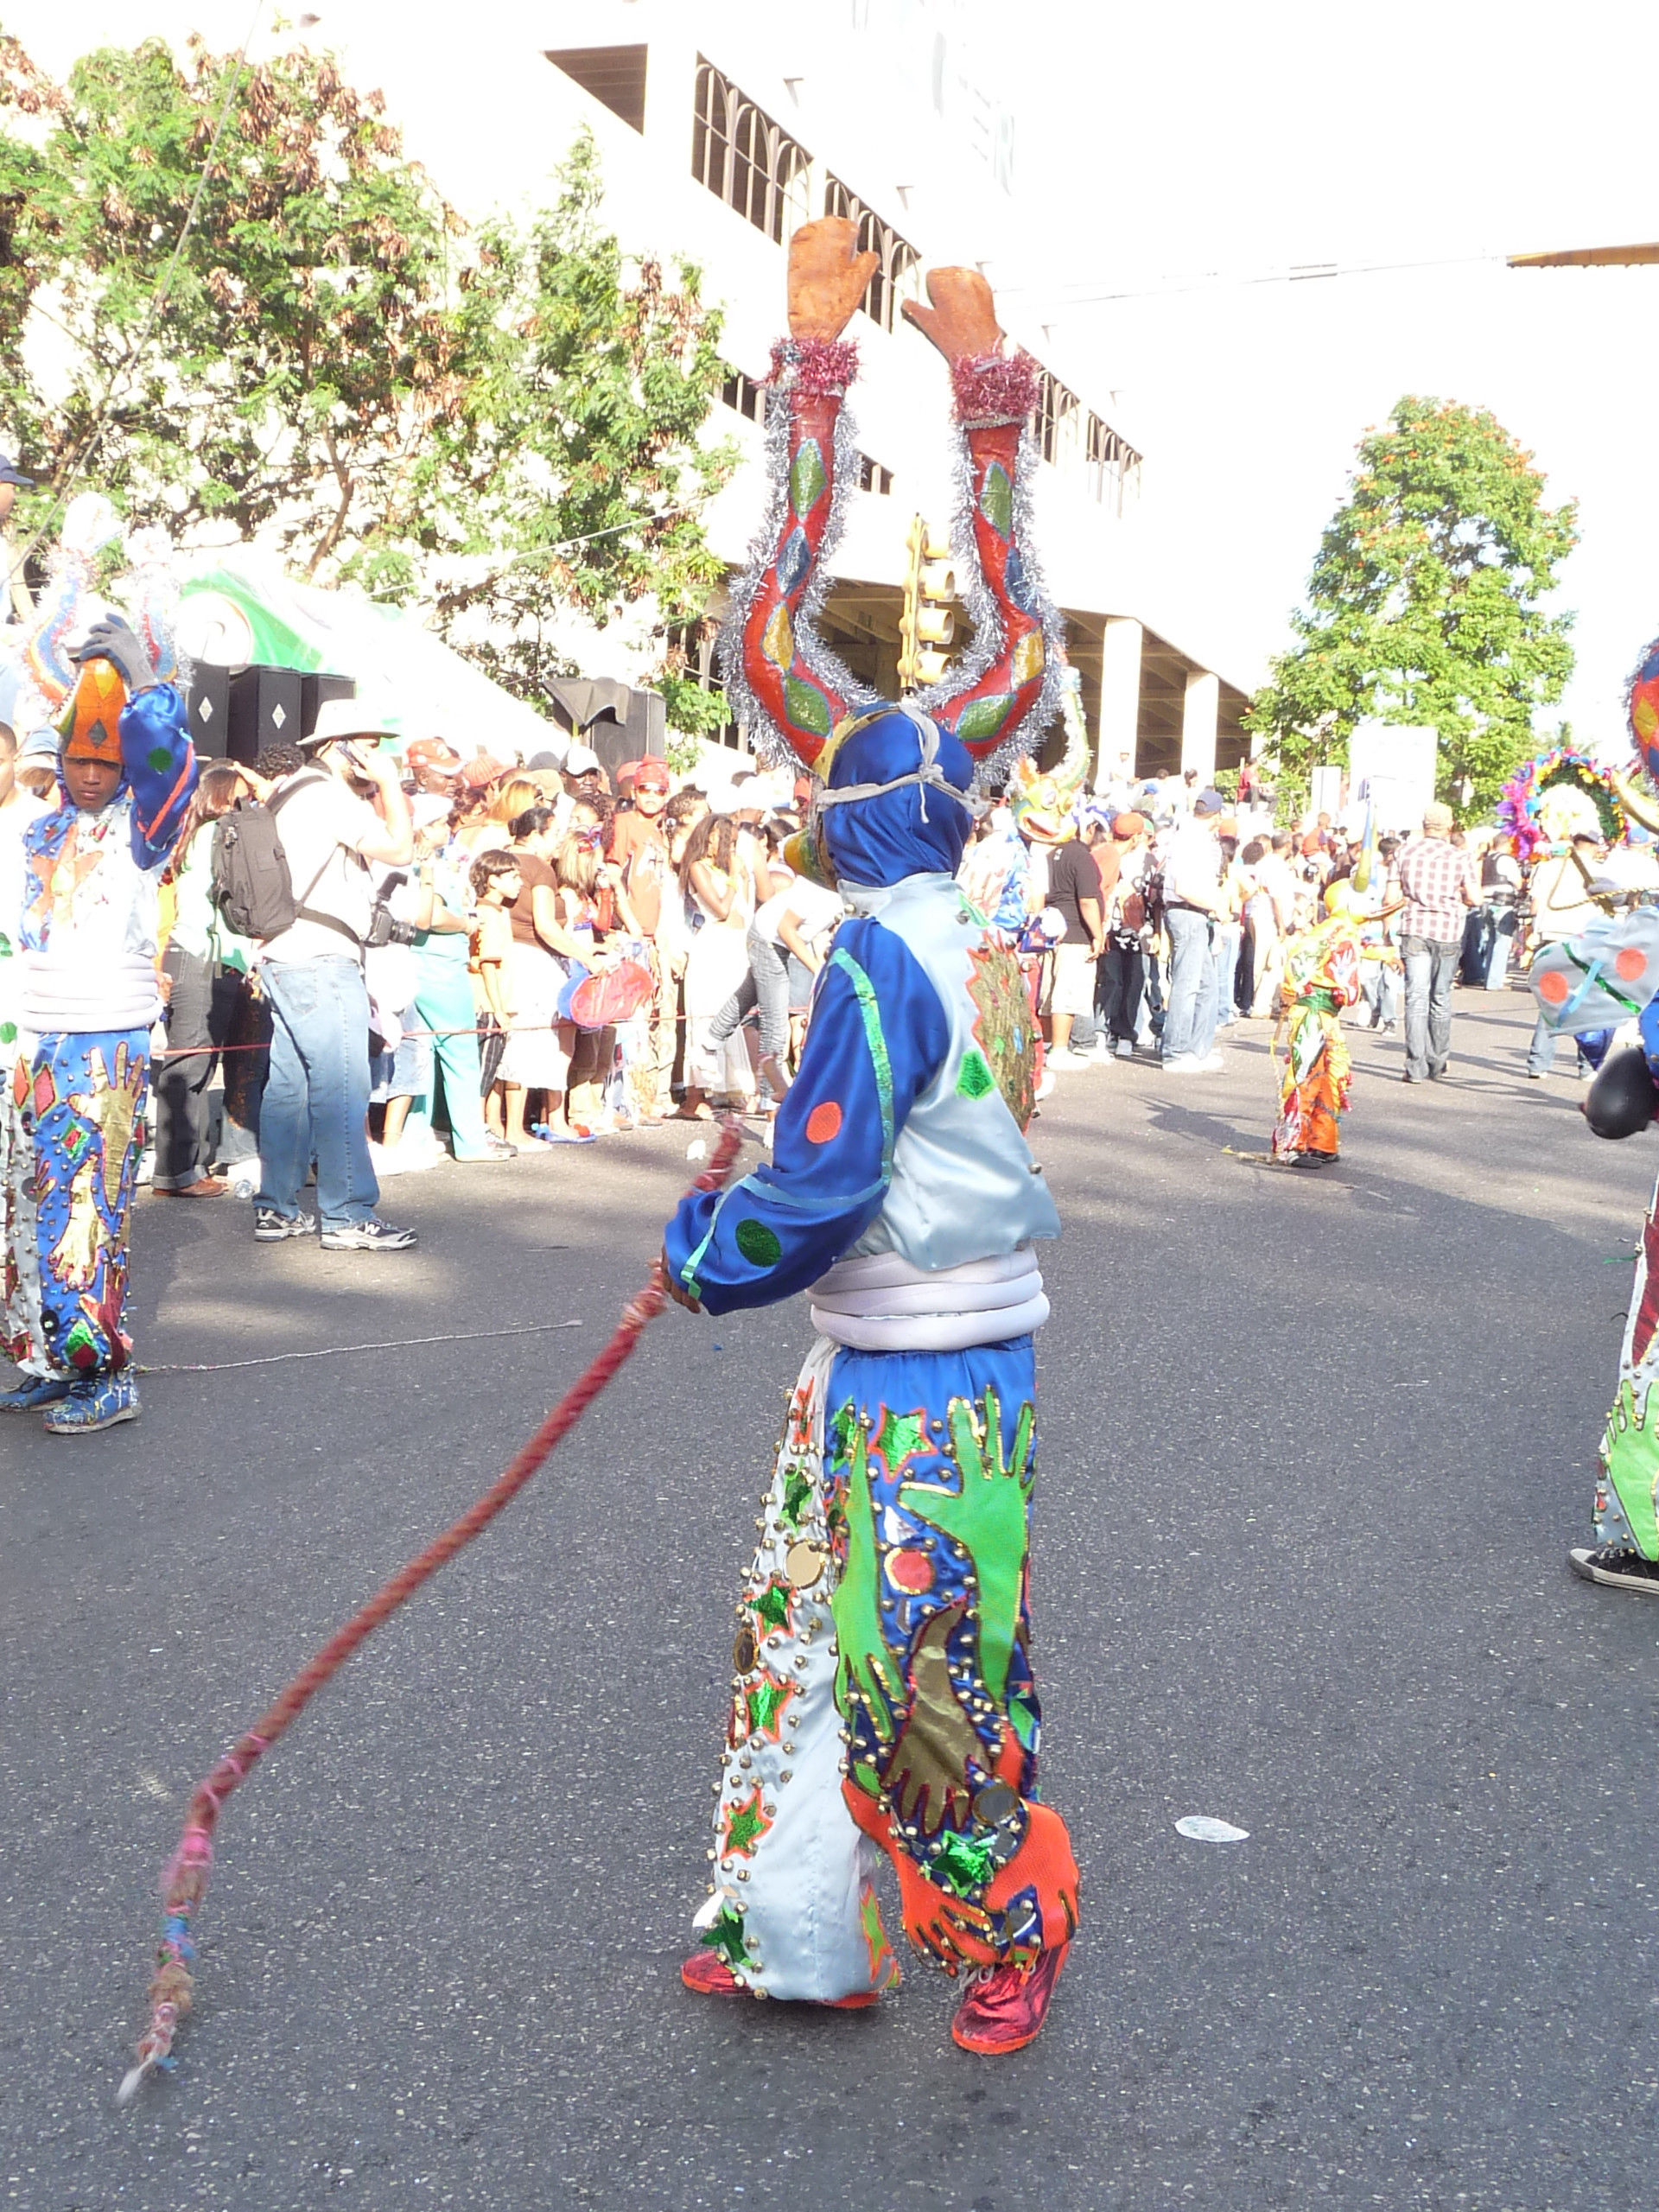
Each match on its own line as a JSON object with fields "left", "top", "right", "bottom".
{"left": 251, "top": 699, "right": 417, "bottom": 1252}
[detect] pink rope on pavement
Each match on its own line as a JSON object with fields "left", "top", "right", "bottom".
{"left": 118, "top": 1122, "right": 743, "bottom": 2103}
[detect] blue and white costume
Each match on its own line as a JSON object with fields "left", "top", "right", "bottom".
{"left": 665, "top": 709, "right": 1079, "bottom": 2001}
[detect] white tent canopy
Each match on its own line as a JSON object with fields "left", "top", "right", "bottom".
{"left": 176, "top": 549, "right": 562, "bottom": 762}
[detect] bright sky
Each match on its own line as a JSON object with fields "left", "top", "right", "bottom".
{"left": 998, "top": 0, "right": 1659, "bottom": 750}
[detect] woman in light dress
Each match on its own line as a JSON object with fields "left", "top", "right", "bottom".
{"left": 677, "top": 810, "right": 757, "bottom": 1118}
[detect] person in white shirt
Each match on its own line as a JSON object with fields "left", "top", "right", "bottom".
{"left": 252, "top": 702, "right": 418, "bottom": 1251}
{"left": 1158, "top": 789, "right": 1227, "bottom": 1071}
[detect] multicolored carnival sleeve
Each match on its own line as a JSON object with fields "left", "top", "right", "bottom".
{"left": 663, "top": 915, "right": 952, "bottom": 1313}
{"left": 720, "top": 342, "right": 1066, "bottom": 779}
{"left": 918, "top": 354, "right": 1066, "bottom": 776}
{"left": 120, "top": 684, "right": 198, "bottom": 868}
{"left": 721, "top": 338, "right": 878, "bottom": 772}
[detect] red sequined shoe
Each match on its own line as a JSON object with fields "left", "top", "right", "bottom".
{"left": 679, "top": 1952, "right": 882, "bottom": 2007}
{"left": 950, "top": 1943, "right": 1068, "bottom": 2055}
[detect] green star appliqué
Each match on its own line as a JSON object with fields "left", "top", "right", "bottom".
{"left": 753, "top": 1580, "right": 791, "bottom": 1633}
{"left": 875, "top": 1407, "right": 928, "bottom": 1473}
{"left": 931, "top": 1832, "right": 995, "bottom": 1896}
{"left": 700, "top": 1903, "right": 751, "bottom": 1968}
{"left": 780, "top": 1466, "right": 814, "bottom": 1529}
{"left": 745, "top": 1676, "right": 794, "bottom": 1740}
{"left": 722, "top": 1785, "right": 771, "bottom": 1859}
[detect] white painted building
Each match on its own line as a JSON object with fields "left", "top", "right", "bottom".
{"left": 11, "top": 0, "right": 1251, "bottom": 779}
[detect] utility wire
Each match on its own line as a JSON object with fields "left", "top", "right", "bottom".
{"left": 1003, "top": 249, "right": 1504, "bottom": 314}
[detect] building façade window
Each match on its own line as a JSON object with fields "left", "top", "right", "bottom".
{"left": 1085, "top": 412, "right": 1143, "bottom": 514}
{"left": 692, "top": 58, "right": 811, "bottom": 245}
{"left": 720, "top": 367, "right": 766, "bottom": 423}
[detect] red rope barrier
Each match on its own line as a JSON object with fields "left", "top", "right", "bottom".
{"left": 118, "top": 1121, "right": 743, "bottom": 2103}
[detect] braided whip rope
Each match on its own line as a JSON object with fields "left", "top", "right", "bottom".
{"left": 118, "top": 1123, "right": 743, "bottom": 2103}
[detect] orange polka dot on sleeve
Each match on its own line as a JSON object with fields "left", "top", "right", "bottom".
{"left": 805, "top": 1100, "right": 843, "bottom": 1144}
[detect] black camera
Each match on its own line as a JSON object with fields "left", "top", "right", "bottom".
{"left": 365, "top": 901, "right": 419, "bottom": 950}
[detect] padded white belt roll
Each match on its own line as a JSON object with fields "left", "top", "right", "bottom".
{"left": 809, "top": 1244, "right": 1048, "bottom": 1352}
{"left": 21, "top": 950, "right": 162, "bottom": 1034}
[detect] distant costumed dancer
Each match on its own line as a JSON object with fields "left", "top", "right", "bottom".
{"left": 1529, "top": 634, "right": 1659, "bottom": 1596}
{"left": 661, "top": 219, "right": 1080, "bottom": 2057}
{"left": 1270, "top": 879, "right": 1367, "bottom": 1169}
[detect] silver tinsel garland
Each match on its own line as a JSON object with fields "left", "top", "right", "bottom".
{"left": 715, "top": 359, "right": 880, "bottom": 769}
{"left": 916, "top": 418, "right": 1068, "bottom": 792}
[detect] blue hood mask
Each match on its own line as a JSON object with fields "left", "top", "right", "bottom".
{"left": 816, "top": 703, "right": 976, "bottom": 889}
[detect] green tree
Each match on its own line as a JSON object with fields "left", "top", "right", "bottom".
{"left": 0, "top": 34, "right": 733, "bottom": 721}
{"left": 1246, "top": 397, "right": 1579, "bottom": 817}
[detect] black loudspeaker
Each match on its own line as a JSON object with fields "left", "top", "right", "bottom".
{"left": 301, "top": 671, "right": 355, "bottom": 741}
{"left": 226, "top": 665, "right": 304, "bottom": 767}
{"left": 185, "top": 664, "right": 232, "bottom": 756}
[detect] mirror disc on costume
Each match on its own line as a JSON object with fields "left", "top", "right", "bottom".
{"left": 733, "top": 1625, "right": 758, "bottom": 1675}
{"left": 785, "top": 1539, "right": 826, "bottom": 1589}
{"left": 973, "top": 1781, "right": 1018, "bottom": 1826}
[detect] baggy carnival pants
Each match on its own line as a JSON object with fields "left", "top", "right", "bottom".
{"left": 21, "top": 1028, "right": 149, "bottom": 1377}
{"left": 696, "top": 1332, "right": 1080, "bottom": 2000}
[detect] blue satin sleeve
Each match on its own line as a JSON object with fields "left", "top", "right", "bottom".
{"left": 663, "top": 914, "right": 952, "bottom": 1313}
{"left": 120, "top": 685, "right": 197, "bottom": 868}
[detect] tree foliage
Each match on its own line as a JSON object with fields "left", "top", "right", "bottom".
{"left": 1246, "top": 397, "right": 1579, "bottom": 817}
{"left": 0, "top": 33, "right": 734, "bottom": 722}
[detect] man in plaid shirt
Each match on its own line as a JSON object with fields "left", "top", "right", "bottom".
{"left": 1390, "top": 801, "right": 1478, "bottom": 1081}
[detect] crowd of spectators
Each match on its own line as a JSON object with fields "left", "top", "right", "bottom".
{"left": 93, "top": 716, "right": 1627, "bottom": 1255}
{"left": 135, "top": 711, "right": 843, "bottom": 1250}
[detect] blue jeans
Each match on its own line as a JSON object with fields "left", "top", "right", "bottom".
{"left": 1211, "top": 919, "right": 1243, "bottom": 1022}
{"left": 1162, "top": 906, "right": 1218, "bottom": 1060}
{"left": 406, "top": 943, "right": 493, "bottom": 1158}
{"left": 1526, "top": 1007, "right": 1587, "bottom": 1077}
{"left": 1359, "top": 962, "right": 1401, "bottom": 1029}
{"left": 258, "top": 957, "right": 379, "bottom": 1230}
{"left": 1400, "top": 934, "right": 1459, "bottom": 1079}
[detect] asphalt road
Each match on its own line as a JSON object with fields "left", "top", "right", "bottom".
{"left": 3, "top": 984, "right": 1657, "bottom": 2212}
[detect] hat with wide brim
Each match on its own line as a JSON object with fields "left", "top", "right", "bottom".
{"left": 302, "top": 695, "right": 398, "bottom": 749}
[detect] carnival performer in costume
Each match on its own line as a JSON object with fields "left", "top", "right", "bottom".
{"left": 1270, "top": 878, "right": 1367, "bottom": 1168}
{"left": 2, "top": 495, "right": 124, "bottom": 1411}
{"left": 11, "top": 599, "right": 196, "bottom": 1433}
{"left": 1527, "top": 634, "right": 1659, "bottom": 1595}
{"left": 661, "top": 219, "right": 1079, "bottom": 2057}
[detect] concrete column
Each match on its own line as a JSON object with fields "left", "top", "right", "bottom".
{"left": 1180, "top": 669, "right": 1219, "bottom": 784}
{"left": 1096, "top": 616, "right": 1142, "bottom": 790}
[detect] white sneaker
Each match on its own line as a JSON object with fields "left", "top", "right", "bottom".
{"left": 1161, "top": 1053, "right": 1203, "bottom": 1074}
{"left": 1034, "top": 1069, "right": 1057, "bottom": 1102}
{"left": 1116, "top": 1038, "right": 1135, "bottom": 1059}
{"left": 1201, "top": 1051, "right": 1225, "bottom": 1071}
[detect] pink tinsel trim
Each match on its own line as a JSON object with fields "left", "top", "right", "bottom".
{"left": 952, "top": 351, "right": 1039, "bottom": 424}
{"left": 771, "top": 337, "right": 859, "bottom": 396}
